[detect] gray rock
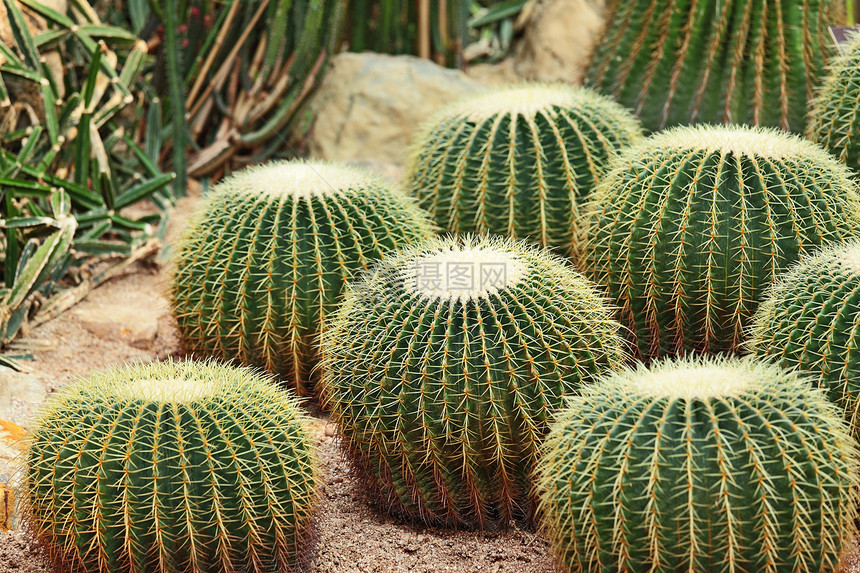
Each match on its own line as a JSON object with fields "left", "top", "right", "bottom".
{"left": 0, "top": 367, "right": 45, "bottom": 414}
{"left": 511, "top": 0, "right": 606, "bottom": 84}
{"left": 295, "top": 52, "right": 485, "bottom": 166}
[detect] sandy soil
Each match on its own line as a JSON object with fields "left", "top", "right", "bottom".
{"left": 0, "top": 195, "right": 556, "bottom": 573}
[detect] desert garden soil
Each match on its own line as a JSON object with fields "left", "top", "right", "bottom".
{"left": 2, "top": 191, "right": 860, "bottom": 573}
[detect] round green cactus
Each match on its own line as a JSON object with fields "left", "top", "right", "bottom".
{"left": 808, "top": 32, "right": 860, "bottom": 173}
{"left": 321, "top": 234, "right": 627, "bottom": 528}
{"left": 406, "top": 84, "right": 643, "bottom": 250}
{"left": 588, "top": 0, "right": 844, "bottom": 132}
{"left": 749, "top": 238, "right": 860, "bottom": 435}
{"left": 536, "top": 355, "right": 860, "bottom": 573}
{"left": 22, "top": 360, "right": 319, "bottom": 573}
{"left": 170, "top": 160, "right": 435, "bottom": 397}
{"left": 579, "top": 124, "right": 860, "bottom": 360}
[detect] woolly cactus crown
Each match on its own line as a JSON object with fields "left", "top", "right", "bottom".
{"left": 170, "top": 159, "right": 435, "bottom": 397}
{"left": 537, "top": 355, "right": 860, "bottom": 572}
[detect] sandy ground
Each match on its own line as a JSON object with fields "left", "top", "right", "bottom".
{"left": 0, "top": 195, "right": 556, "bottom": 573}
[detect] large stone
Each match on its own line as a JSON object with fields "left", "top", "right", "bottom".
{"left": 72, "top": 304, "right": 159, "bottom": 349}
{"left": 511, "top": 0, "right": 606, "bottom": 84}
{"left": 0, "top": 367, "right": 45, "bottom": 414}
{"left": 296, "top": 52, "right": 485, "bottom": 166}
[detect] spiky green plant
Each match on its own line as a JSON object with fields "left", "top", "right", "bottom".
{"left": 578, "top": 124, "right": 860, "bottom": 360}
{"left": 170, "top": 160, "right": 435, "bottom": 397}
{"left": 23, "top": 360, "right": 319, "bottom": 573}
{"left": 321, "top": 234, "right": 626, "bottom": 528}
{"left": 406, "top": 84, "right": 643, "bottom": 250}
{"left": 749, "top": 238, "right": 860, "bottom": 436}
{"left": 587, "top": 0, "right": 844, "bottom": 132}
{"left": 808, "top": 31, "right": 860, "bottom": 173}
{"left": 536, "top": 355, "right": 860, "bottom": 573}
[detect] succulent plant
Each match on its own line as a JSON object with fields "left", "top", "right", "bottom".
{"left": 407, "top": 84, "right": 643, "bottom": 250}
{"left": 536, "top": 355, "right": 860, "bottom": 573}
{"left": 23, "top": 360, "right": 319, "bottom": 573}
{"left": 808, "top": 31, "right": 860, "bottom": 173}
{"left": 579, "top": 124, "right": 860, "bottom": 360}
{"left": 749, "top": 238, "right": 860, "bottom": 436}
{"left": 587, "top": 0, "right": 844, "bottom": 132}
{"left": 170, "top": 160, "right": 435, "bottom": 397}
{"left": 321, "top": 234, "right": 627, "bottom": 528}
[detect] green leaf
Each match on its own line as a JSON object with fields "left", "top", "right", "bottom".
{"left": 73, "top": 239, "right": 132, "bottom": 256}
{"left": 2, "top": 217, "right": 58, "bottom": 229}
{"left": 2, "top": 218, "right": 74, "bottom": 312}
{"left": 114, "top": 173, "right": 175, "bottom": 209}
{"left": 1, "top": 0, "right": 42, "bottom": 69}
{"left": 469, "top": 0, "right": 527, "bottom": 28}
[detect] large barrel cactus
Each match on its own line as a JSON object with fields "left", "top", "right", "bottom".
{"left": 407, "top": 84, "right": 643, "bottom": 250}
{"left": 579, "top": 124, "right": 860, "bottom": 360}
{"left": 749, "top": 239, "right": 860, "bottom": 435}
{"left": 23, "top": 360, "right": 319, "bottom": 573}
{"left": 808, "top": 31, "right": 860, "bottom": 173}
{"left": 170, "top": 160, "right": 435, "bottom": 397}
{"left": 536, "top": 355, "right": 860, "bottom": 573}
{"left": 321, "top": 234, "right": 626, "bottom": 528}
{"left": 588, "top": 0, "right": 844, "bottom": 132}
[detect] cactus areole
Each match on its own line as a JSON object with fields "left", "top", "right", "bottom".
{"left": 23, "top": 360, "right": 319, "bottom": 573}
{"left": 321, "top": 235, "right": 626, "bottom": 529}
{"left": 407, "top": 84, "right": 643, "bottom": 250}
{"left": 170, "top": 160, "right": 435, "bottom": 397}
{"left": 536, "top": 355, "right": 860, "bottom": 573}
{"left": 579, "top": 124, "right": 860, "bottom": 360}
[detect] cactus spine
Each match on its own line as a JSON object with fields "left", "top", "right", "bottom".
{"left": 23, "top": 360, "right": 319, "bottom": 573}
{"left": 536, "top": 355, "right": 860, "bottom": 573}
{"left": 579, "top": 124, "right": 860, "bottom": 359}
{"left": 407, "top": 85, "right": 643, "bottom": 250}
{"left": 749, "top": 239, "right": 860, "bottom": 436}
{"left": 170, "top": 161, "right": 435, "bottom": 397}
{"left": 321, "top": 235, "right": 626, "bottom": 528}
{"left": 588, "top": 0, "right": 844, "bottom": 132}
{"left": 808, "top": 32, "right": 860, "bottom": 173}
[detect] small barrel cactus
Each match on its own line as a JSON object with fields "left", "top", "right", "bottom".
{"left": 407, "top": 84, "right": 643, "bottom": 250}
{"left": 536, "top": 355, "right": 860, "bottom": 573}
{"left": 588, "top": 0, "right": 844, "bottom": 132}
{"left": 22, "top": 360, "right": 319, "bottom": 573}
{"left": 170, "top": 160, "right": 435, "bottom": 397}
{"left": 321, "top": 234, "right": 627, "bottom": 528}
{"left": 808, "top": 32, "right": 860, "bottom": 173}
{"left": 579, "top": 124, "right": 860, "bottom": 360}
{"left": 749, "top": 239, "right": 860, "bottom": 435}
